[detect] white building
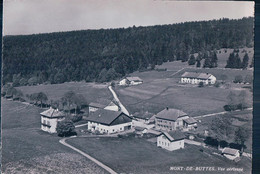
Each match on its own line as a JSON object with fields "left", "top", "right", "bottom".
{"left": 40, "top": 107, "right": 65, "bottom": 133}
{"left": 183, "top": 117, "right": 198, "bottom": 131}
{"left": 87, "top": 109, "right": 132, "bottom": 134}
{"left": 222, "top": 147, "right": 240, "bottom": 160}
{"left": 119, "top": 77, "right": 143, "bottom": 86}
{"left": 157, "top": 131, "right": 185, "bottom": 151}
{"left": 88, "top": 101, "right": 119, "bottom": 113}
{"left": 181, "top": 72, "right": 216, "bottom": 85}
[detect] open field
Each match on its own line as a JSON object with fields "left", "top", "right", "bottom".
{"left": 16, "top": 82, "right": 113, "bottom": 104}
{"left": 67, "top": 137, "right": 252, "bottom": 174}
{"left": 1, "top": 99, "right": 107, "bottom": 173}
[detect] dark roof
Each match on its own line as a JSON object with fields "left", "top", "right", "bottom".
{"left": 135, "top": 126, "right": 147, "bottom": 131}
{"left": 183, "top": 117, "right": 197, "bottom": 124}
{"left": 159, "top": 131, "right": 185, "bottom": 142}
{"left": 155, "top": 108, "right": 188, "bottom": 121}
{"left": 88, "top": 102, "right": 106, "bottom": 109}
{"left": 181, "top": 72, "right": 212, "bottom": 80}
{"left": 86, "top": 109, "right": 130, "bottom": 125}
{"left": 222, "top": 147, "right": 239, "bottom": 156}
{"left": 40, "top": 108, "right": 65, "bottom": 118}
{"left": 126, "top": 77, "right": 143, "bottom": 82}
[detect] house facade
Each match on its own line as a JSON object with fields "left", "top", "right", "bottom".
{"left": 40, "top": 107, "right": 65, "bottom": 133}
{"left": 181, "top": 72, "right": 216, "bottom": 85}
{"left": 119, "top": 77, "right": 143, "bottom": 86}
{"left": 222, "top": 147, "right": 240, "bottom": 160}
{"left": 155, "top": 108, "right": 189, "bottom": 131}
{"left": 87, "top": 109, "right": 132, "bottom": 134}
{"left": 157, "top": 131, "right": 185, "bottom": 151}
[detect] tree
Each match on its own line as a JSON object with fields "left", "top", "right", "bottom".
{"left": 244, "top": 74, "right": 253, "bottom": 84}
{"left": 234, "top": 127, "right": 249, "bottom": 152}
{"left": 198, "top": 82, "right": 204, "bottom": 87}
{"left": 56, "top": 120, "right": 76, "bottom": 137}
{"left": 210, "top": 116, "right": 233, "bottom": 141}
{"left": 219, "top": 74, "right": 228, "bottom": 84}
{"left": 28, "top": 76, "right": 38, "bottom": 86}
{"left": 234, "top": 75, "right": 243, "bottom": 83}
{"left": 241, "top": 53, "right": 249, "bottom": 69}
{"left": 188, "top": 54, "right": 196, "bottom": 65}
{"left": 19, "top": 78, "right": 28, "bottom": 86}
{"left": 238, "top": 91, "right": 248, "bottom": 110}
{"left": 37, "top": 92, "right": 48, "bottom": 108}
{"left": 196, "top": 59, "right": 201, "bottom": 68}
{"left": 203, "top": 57, "right": 211, "bottom": 68}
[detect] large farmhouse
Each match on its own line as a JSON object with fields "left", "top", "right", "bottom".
{"left": 86, "top": 109, "right": 132, "bottom": 134}
{"left": 155, "top": 108, "right": 197, "bottom": 131}
{"left": 157, "top": 131, "right": 185, "bottom": 151}
{"left": 40, "top": 107, "right": 65, "bottom": 133}
{"left": 181, "top": 72, "right": 216, "bottom": 85}
{"left": 119, "top": 77, "right": 143, "bottom": 86}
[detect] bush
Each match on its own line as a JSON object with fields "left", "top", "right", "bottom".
{"left": 214, "top": 82, "right": 220, "bottom": 88}
{"left": 204, "top": 136, "right": 219, "bottom": 147}
{"left": 70, "top": 115, "right": 83, "bottom": 123}
{"left": 198, "top": 82, "right": 204, "bottom": 87}
{"left": 56, "top": 120, "right": 76, "bottom": 137}
{"left": 234, "top": 75, "right": 243, "bottom": 83}
{"left": 229, "top": 143, "right": 243, "bottom": 151}
{"left": 219, "top": 140, "right": 229, "bottom": 148}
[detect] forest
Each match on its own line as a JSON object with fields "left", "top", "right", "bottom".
{"left": 3, "top": 17, "right": 254, "bottom": 85}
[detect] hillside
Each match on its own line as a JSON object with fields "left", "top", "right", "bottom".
{"left": 3, "top": 17, "right": 254, "bottom": 85}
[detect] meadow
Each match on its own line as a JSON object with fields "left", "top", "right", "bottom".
{"left": 67, "top": 137, "right": 252, "bottom": 174}
{"left": 1, "top": 99, "right": 107, "bottom": 173}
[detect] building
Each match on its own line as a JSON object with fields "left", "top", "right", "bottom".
{"left": 222, "top": 147, "right": 240, "bottom": 160}
{"left": 88, "top": 101, "right": 119, "bottom": 113}
{"left": 134, "top": 126, "right": 148, "bottom": 136}
{"left": 181, "top": 72, "right": 216, "bottom": 85}
{"left": 40, "top": 107, "right": 65, "bottom": 133}
{"left": 157, "top": 131, "right": 185, "bottom": 151}
{"left": 183, "top": 117, "right": 198, "bottom": 131}
{"left": 119, "top": 77, "right": 143, "bottom": 86}
{"left": 155, "top": 108, "right": 189, "bottom": 131}
{"left": 87, "top": 109, "right": 132, "bottom": 134}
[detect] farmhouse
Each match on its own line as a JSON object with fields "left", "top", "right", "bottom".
{"left": 119, "top": 77, "right": 143, "bottom": 86}
{"left": 88, "top": 101, "right": 119, "bottom": 113}
{"left": 183, "top": 117, "right": 197, "bottom": 131}
{"left": 157, "top": 131, "right": 185, "bottom": 151}
{"left": 86, "top": 109, "right": 132, "bottom": 134}
{"left": 155, "top": 108, "right": 190, "bottom": 131}
{"left": 222, "top": 147, "right": 240, "bottom": 160}
{"left": 181, "top": 72, "right": 216, "bottom": 85}
{"left": 40, "top": 107, "right": 65, "bottom": 133}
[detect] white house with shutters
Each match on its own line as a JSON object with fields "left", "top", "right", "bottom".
{"left": 181, "top": 72, "right": 216, "bottom": 85}
{"left": 40, "top": 107, "right": 65, "bottom": 133}
{"left": 157, "top": 131, "right": 185, "bottom": 151}
{"left": 119, "top": 77, "right": 143, "bottom": 86}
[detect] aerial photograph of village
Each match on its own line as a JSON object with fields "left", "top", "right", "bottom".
{"left": 1, "top": 1, "right": 255, "bottom": 174}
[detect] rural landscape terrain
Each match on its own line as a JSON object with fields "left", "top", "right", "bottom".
{"left": 2, "top": 17, "right": 254, "bottom": 174}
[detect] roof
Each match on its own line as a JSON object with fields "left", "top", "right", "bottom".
{"left": 181, "top": 72, "right": 212, "bottom": 80}
{"left": 40, "top": 107, "right": 65, "bottom": 118}
{"left": 89, "top": 102, "right": 106, "bottom": 109}
{"left": 126, "top": 77, "right": 143, "bottom": 82}
{"left": 183, "top": 117, "right": 197, "bottom": 124}
{"left": 155, "top": 108, "right": 188, "bottom": 121}
{"left": 222, "top": 147, "right": 239, "bottom": 156}
{"left": 159, "top": 131, "right": 185, "bottom": 142}
{"left": 135, "top": 126, "right": 147, "bottom": 131}
{"left": 86, "top": 109, "right": 128, "bottom": 125}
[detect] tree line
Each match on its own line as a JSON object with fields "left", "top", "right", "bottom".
{"left": 3, "top": 17, "right": 254, "bottom": 85}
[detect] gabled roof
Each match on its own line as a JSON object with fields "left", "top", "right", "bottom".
{"left": 86, "top": 109, "right": 131, "bottom": 125}
{"left": 183, "top": 117, "right": 197, "bottom": 124}
{"left": 159, "top": 131, "right": 185, "bottom": 142}
{"left": 89, "top": 102, "right": 106, "bottom": 109}
{"left": 222, "top": 147, "right": 239, "bottom": 156}
{"left": 155, "top": 108, "right": 188, "bottom": 121}
{"left": 126, "top": 77, "right": 143, "bottom": 82}
{"left": 40, "top": 107, "right": 65, "bottom": 118}
{"left": 181, "top": 72, "right": 213, "bottom": 80}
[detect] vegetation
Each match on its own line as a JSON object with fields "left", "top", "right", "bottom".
{"left": 223, "top": 91, "right": 249, "bottom": 111}
{"left": 3, "top": 17, "right": 253, "bottom": 85}
{"left": 56, "top": 120, "right": 76, "bottom": 137}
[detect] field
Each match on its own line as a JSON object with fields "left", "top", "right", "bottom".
{"left": 67, "top": 137, "right": 252, "bottom": 174}
{"left": 1, "top": 99, "right": 107, "bottom": 173}
{"left": 16, "top": 82, "right": 113, "bottom": 104}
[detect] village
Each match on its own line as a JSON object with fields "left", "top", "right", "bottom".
{"left": 2, "top": 52, "right": 253, "bottom": 173}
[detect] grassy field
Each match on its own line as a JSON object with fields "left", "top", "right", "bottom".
{"left": 67, "top": 137, "right": 252, "bottom": 174}
{"left": 16, "top": 81, "right": 113, "bottom": 104}
{"left": 1, "top": 99, "right": 107, "bottom": 173}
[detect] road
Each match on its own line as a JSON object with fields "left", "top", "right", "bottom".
{"left": 59, "top": 136, "right": 117, "bottom": 174}
{"left": 108, "top": 86, "right": 130, "bottom": 116}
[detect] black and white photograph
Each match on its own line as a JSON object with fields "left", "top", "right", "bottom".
{"left": 2, "top": 0, "right": 254, "bottom": 173}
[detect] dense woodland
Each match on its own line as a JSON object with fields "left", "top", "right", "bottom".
{"left": 3, "top": 17, "right": 254, "bottom": 85}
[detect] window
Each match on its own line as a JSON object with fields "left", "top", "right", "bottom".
{"left": 43, "top": 120, "right": 46, "bottom": 124}
{"left": 47, "top": 121, "right": 50, "bottom": 126}
{"left": 179, "top": 142, "right": 181, "bottom": 145}
{"left": 159, "top": 141, "right": 160, "bottom": 144}
{"left": 168, "top": 143, "right": 169, "bottom": 146}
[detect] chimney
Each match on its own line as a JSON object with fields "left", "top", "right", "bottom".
{"left": 166, "top": 107, "right": 169, "bottom": 110}
{"left": 207, "top": 73, "right": 209, "bottom": 75}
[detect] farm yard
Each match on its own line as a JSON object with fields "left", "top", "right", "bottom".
{"left": 1, "top": 99, "right": 107, "bottom": 174}
{"left": 67, "top": 137, "right": 252, "bottom": 174}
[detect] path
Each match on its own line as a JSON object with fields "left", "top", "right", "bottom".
{"left": 170, "top": 67, "right": 185, "bottom": 77}
{"left": 59, "top": 136, "right": 117, "bottom": 174}
{"left": 108, "top": 86, "right": 130, "bottom": 116}
{"left": 75, "top": 123, "right": 88, "bottom": 128}
{"left": 193, "top": 108, "right": 252, "bottom": 119}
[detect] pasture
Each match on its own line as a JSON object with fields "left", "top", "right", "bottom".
{"left": 67, "top": 137, "right": 252, "bottom": 174}
{"left": 1, "top": 99, "right": 107, "bottom": 173}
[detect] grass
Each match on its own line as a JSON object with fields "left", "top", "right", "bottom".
{"left": 67, "top": 137, "right": 252, "bottom": 174}
{"left": 16, "top": 81, "right": 113, "bottom": 103}
{"left": 1, "top": 99, "right": 107, "bottom": 173}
